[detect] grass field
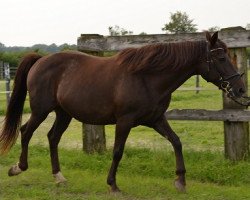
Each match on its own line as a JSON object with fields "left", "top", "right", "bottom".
{"left": 0, "top": 75, "right": 250, "bottom": 199}
{"left": 0, "top": 118, "right": 250, "bottom": 200}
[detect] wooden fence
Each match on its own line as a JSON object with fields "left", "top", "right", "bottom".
{"left": 0, "top": 61, "right": 11, "bottom": 104}
{"left": 77, "top": 27, "right": 250, "bottom": 161}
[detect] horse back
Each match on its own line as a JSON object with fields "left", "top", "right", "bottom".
{"left": 27, "top": 51, "right": 121, "bottom": 123}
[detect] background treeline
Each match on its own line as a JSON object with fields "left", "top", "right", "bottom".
{"left": 0, "top": 43, "right": 77, "bottom": 69}
{"left": 0, "top": 42, "right": 77, "bottom": 53}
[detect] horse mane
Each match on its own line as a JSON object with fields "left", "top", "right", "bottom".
{"left": 116, "top": 40, "right": 209, "bottom": 73}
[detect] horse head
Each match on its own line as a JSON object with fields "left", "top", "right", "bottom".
{"left": 199, "top": 31, "right": 250, "bottom": 106}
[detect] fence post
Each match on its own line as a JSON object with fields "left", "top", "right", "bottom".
{"left": 77, "top": 34, "right": 106, "bottom": 154}
{"left": 223, "top": 45, "right": 249, "bottom": 160}
{"left": 4, "top": 62, "right": 11, "bottom": 105}
{"left": 82, "top": 124, "right": 106, "bottom": 153}
{"left": 0, "top": 61, "right": 4, "bottom": 79}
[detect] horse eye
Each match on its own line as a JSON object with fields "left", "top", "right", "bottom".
{"left": 218, "top": 57, "right": 226, "bottom": 62}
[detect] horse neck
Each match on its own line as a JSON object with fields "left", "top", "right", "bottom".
{"left": 159, "top": 42, "right": 207, "bottom": 94}
{"left": 156, "top": 68, "right": 196, "bottom": 95}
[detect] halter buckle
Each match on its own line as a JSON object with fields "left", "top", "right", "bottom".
{"left": 221, "top": 81, "right": 231, "bottom": 94}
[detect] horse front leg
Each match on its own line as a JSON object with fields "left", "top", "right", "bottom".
{"left": 107, "top": 118, "right": 132, "bottom": 192}
{"left": 153, "top": 117, "right": 186, "bottom": 192}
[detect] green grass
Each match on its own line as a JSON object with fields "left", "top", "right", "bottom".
{"left": 1, "top": 145, "right": 250, "bottom": 200}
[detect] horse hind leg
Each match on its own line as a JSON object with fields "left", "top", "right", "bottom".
{"left": 7, "top": 122, "right": 28, "bottom": 176}
{"left": 8, "top": 113, "right": 48, "bottom": 176}
{"left": 47, "top": 109, "right": 72, "bottom": 184}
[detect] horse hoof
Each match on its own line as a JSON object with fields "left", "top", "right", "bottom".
{"left": 109, "top": 186, "right": 121, "bottom": 193}
{"left": 8, "top": 163, "right": 23, "bottom": 176}
{"left": 174, "top": 180, "right": 186, "bottom": 193}
{"left": 53, "top": 171, "right": 67, "bottom": 184}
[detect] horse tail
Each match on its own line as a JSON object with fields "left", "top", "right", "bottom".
{"left": 0, "top": 53, "right": 42, "bottom": 154}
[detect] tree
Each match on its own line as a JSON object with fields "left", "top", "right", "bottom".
{"left": 162, "top": 11, "right": 197, "bottom": 34}
{"left": 246, "top": 24, "right": 250, "bottom": 30}
{"left": 208, "top": 26, "right": 221, "bottom": 32}
{"left": 108, "top": 25, "right": 133, "bottom": 36}
{"left": 59, "top": 43, "right": 77, "bottom": 51}
{"left": 0, "top": 42, "right": 5, "bottom": 49}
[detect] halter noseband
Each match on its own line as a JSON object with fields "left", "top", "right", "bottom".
{"left": 206, "top": 46, "right": 243, "bottom": 97}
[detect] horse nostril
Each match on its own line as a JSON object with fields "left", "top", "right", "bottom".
{"left": 238, "top": 88, "right": 245, "bottom": 94}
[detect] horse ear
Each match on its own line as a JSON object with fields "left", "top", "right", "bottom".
{"left": 210, "top": 31, "right": 218, "bottom": 46}
{"left": 205, "top": 31, "right": 212, "bottom": 42}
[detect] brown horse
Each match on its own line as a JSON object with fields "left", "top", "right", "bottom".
{"left": 0, "top": 32, "right": 247, "bottom": 192}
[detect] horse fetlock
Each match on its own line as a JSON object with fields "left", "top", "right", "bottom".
{"left": 53, "top": 171, "right": 67, "bottom": 184}
{"left": 107, "top": 176, "right": 114, "bottom": 186}
{"left": 8, "top": 163, "right": 23, "bottom": 176}
{"left": 109, "top": 184, "right": 121, "bottom": 193}
{"left": 107, "top": 178, "right": 120, "bottom": 192}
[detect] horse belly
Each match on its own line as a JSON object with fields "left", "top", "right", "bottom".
{"left": 69, "top": 105, "right": 116, "bottom": 125}
{"left": 57, "top": 88, "right": 116, "bottom": 125}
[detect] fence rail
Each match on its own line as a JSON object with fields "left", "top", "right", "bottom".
{"left": 165, "top": 109, "right": 250, "bottom": 122}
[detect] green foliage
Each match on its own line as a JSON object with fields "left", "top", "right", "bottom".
{"left": 0, "top": 51, "right": 19, "bottom": 68}
{"left": 0, "top": 50, "right": 45, "bottom": 69}
{"left": 207, "top": 26, "right": 221, "bottom": 32}
{"left": 0, "top": 43, "right": 77, "bottom": 53}
{"left": 108, "top": 25, "right": 133, "bottom": 36}
{"left": 246, "top": 23, "right": 250, "bottom": 30}
{"left": 0, "top": 42, "right": 5, "bottom": 48}
{"left": 139, "top": 32, "right": 147, "bottom": 35}
{"left": 0, "top": 43, "right": 77, "bottom": 81}
{"left": 162, "top": 11, "right": 197, "bottom": 34}
{"left": 0, "top": 42, "right": 76, "bottom": 70}
{"left": 60, "top": 43, "right": 77, "bottom": 51}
